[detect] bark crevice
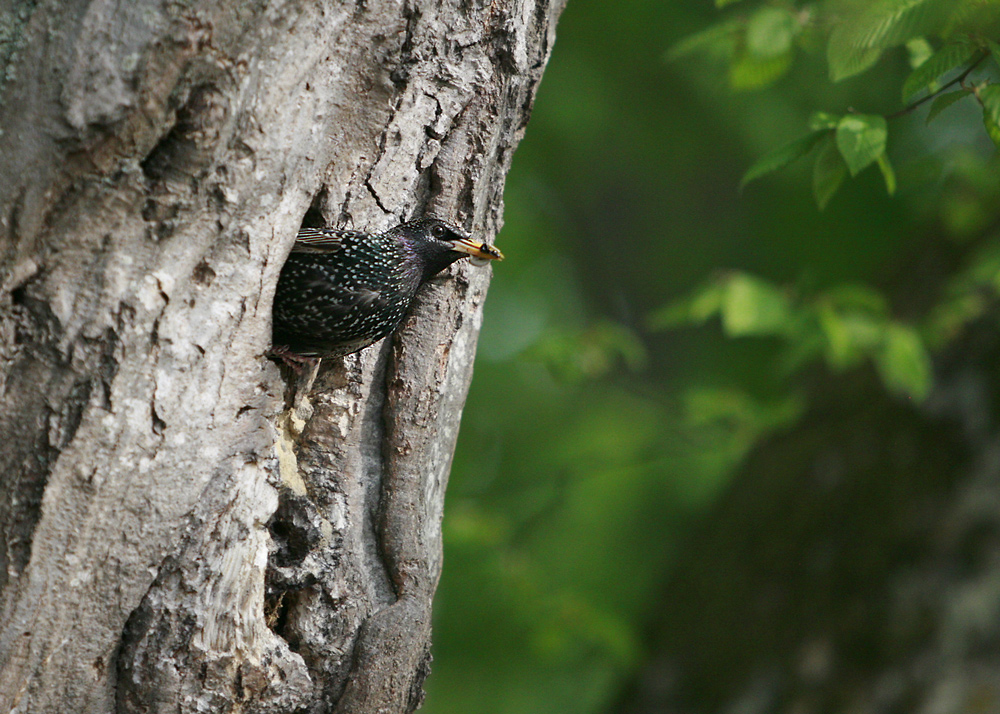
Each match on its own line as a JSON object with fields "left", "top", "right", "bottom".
{"left": 0, "top": 0, "right": 565, "bottom": 711}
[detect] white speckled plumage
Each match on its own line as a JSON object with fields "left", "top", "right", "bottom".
{"left": 272, "top": 218, "right": 500, "bottom": 358}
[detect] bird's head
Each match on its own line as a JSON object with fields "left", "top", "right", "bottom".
{"left": 397, "top": 218, "right": 504, "bottom": 280}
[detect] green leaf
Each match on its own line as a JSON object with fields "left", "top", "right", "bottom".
{"left": 728, "top": 51, "right": 793, "bottom": 90}
{"left": 715, "top": 0, "right": 745, "bottom": 7}
{"left": 877, "top": 153, "right": 897, "bottom": 195}
{"left": 687, "top": 283, "right": 726, "bottom": 322}
{"left": 985, "top": 115, "right": 1000, "bottom": 150}
{"left": 818, "top": 305, "right": 883, "bottom": 369}
{"left": 981, "top": 84, "right": 1000, "bottom": 149}
{"left": 853, "top": 0, "right": 945, "bottom": 49}
{"left": 741, "top": 130, "right": 826, "bottom": 188}
{"left": 989, "top": 40, "right": 1000, "bottom": 70}
{"left": 720, "top": 274, "right": 793, "bottom": 337}
{"left": 647, "top": 282, "right": 725, "bottom": 330}
{"left": 905, "top": 37, "right": 934, "bottom": 68}
{"left": 529, "top": 322, "right": 648, "bottom": 382}
{"left": 813, "top": 135, "right": 848, "bottom": 210}
{"left": 666, "top": 20, "right": 741, "bottom": 61}
{"left": 683, "top": 387, "right": 804, "bottom": 440}
{"left": 827, "top": 37, "right": 882, "bottom": 82}
{"left": 824, "top": 284, "right": 890, "bottom": 316}
{"left": 926, "top": 88, "right": 973, "bottom": 123}
{"left": 809, "top": 111, "right": 841, "bottom": 130}
{"left": 746, "top": 7, "right": 797, "bottom": 58}
{"left": 901, "top": 41, "right": 977, "bottom": 100}
{"left": 826, "top": 0, "right": 949, "bottom": 81}
{"left": 980, "top": 83, "right": 1000, "bottom": 127}
{"left": 836, "top": 114, "right": 888, "bottom": 176}
{"left": 816, "top": 285, "right": 892, "bottom": 369}
{"left": 875, "top": 323, "right": 932, "bottom": 400}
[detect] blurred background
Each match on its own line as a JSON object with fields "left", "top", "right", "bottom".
{"left": 426, "top": 1, "right": 1000, "bottom": 712}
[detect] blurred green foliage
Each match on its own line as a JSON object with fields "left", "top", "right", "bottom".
{"left": 425, "top": 1, "right": 1000, "bottom": 713}
{"left": 687, "top": 0, "right": 1000, "bottom": 205}
{"left": 650, "top": 273, "right": 934, "bottom": 400}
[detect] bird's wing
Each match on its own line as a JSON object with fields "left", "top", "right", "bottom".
{"left": 348, "top": 286, "right": 387, "bottom": 310}
{"left": 291, "top": 227, "right": 368, "bottom": 254}
{"left": 292, "top": 283, "right": 388, "bottom": 317}
{"left": 287, "top": 262, "right": 391, "bottom": 316}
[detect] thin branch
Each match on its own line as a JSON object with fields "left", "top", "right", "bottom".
{"left": 887, "top": 51, "right": 989, "bottom": 120}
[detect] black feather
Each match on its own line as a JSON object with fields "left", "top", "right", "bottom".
{"left": 272, "top": 218, "right": 479, "bottom": 358}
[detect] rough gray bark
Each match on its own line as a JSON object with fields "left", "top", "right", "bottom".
{"left": 0, "top": 1, "right": 564, "bottom": 712}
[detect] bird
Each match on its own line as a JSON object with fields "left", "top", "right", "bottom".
{"left": 271, "top": 217, "right": 503, "bottom": 365}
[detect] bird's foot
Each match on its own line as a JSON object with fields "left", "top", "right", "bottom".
{"left": 269, "top": 345, "right": 321, "bottom": 374}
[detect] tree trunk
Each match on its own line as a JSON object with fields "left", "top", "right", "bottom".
{"left": 0, "top": 1, "right": 564, "bottom": 712}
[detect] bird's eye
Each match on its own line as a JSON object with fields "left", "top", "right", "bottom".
{"left": 431, "top": 224, "right": 447, "bottom": 239}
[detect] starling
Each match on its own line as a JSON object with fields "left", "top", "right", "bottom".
{"left": 271, "top": 217, "right": 503, "bottom": 362}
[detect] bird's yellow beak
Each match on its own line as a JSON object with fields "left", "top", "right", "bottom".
{"left": 451, "top": 236, "right": 505, "bottom": 263}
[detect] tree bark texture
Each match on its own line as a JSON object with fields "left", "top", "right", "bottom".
{"left": 0, "top": 1, "right": 564, "bottom": 712}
